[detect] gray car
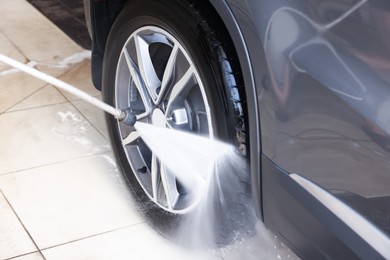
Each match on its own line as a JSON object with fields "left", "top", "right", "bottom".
{"left": 83, "top": 0, "right": 390, "bottom": 258}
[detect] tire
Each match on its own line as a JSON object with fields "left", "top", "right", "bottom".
{"left": 102, "top": 0, "right": 254, "bottom": 247}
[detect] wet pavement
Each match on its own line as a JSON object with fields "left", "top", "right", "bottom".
{"left": 0, "top": 1, "right": 298, "bottom": 259}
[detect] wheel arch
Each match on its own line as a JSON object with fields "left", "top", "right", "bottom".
{"left": 208, "top": 0, "right": 262, "bottom": 219}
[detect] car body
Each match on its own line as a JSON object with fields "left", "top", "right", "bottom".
{"left": 84, "top": 0, "right": 390, "bottom": 258}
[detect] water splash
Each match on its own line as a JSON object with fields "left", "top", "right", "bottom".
{"left": 176, "top": 150, "right": 256, "bottom": 248}
{"left": 131, "top": 122, "right": 300, "bottom": 258}
{"left": 134, "top": 122, "right": 256, "bottom": 248}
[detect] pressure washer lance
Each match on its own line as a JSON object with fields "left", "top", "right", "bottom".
{"left": 0, "top": 53, "right": 137, "bottom": 127}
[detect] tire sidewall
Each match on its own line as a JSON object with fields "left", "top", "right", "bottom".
{"left": 102, "top": 0, "right": 245, "bottom": 242}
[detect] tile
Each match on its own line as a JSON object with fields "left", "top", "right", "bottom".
{"left": 0, "top": 192, "right": 37, "bottom": 259}
{"left": 10, "top": 252, "right": 44, "bottom": 260}
{"left": 0, "top": 103, "right": 109, "bottom": 174}
{"left": 0, "top": 154, "right": 144, "bottom": 249}
{"left": 0, "top": 71, "right": 46, "bottom": 113}
{"left": 0, "top": 0, "right": 83, "bottom": 63}
{"left": 72, "top": 98, "right": 109, "bottom": 140}
{"left": 57, "top": 60, "right": 100, "bottom": 101}
{"left": 42, "top": 224, "right": 221, "bottom": 260}
{"left": 0, "top": 31, "right": 26, "bottom": 70}
{"left": 8, "top": 85, "right": 67, "bottom": 112}
{"left": 0, "top": 65, "right": 70, "bottom": 113}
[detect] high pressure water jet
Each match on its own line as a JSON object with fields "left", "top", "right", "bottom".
{"left": 0, "top": 53, "right": 137, "bottom": 126}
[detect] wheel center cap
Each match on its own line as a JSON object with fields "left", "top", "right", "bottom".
{"left": 152, "top": 109, "right": 166, "bottom": 127}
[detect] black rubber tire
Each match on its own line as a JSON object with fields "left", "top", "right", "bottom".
{"left": 102, "top": 0, "right": 253, "bottom": 247}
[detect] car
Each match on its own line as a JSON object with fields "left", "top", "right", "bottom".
{"left": 83, "top": 0, "right": 390, "bottom": 258}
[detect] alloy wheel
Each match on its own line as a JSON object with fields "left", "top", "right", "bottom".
{"left": 114, "top": 26, "right": 213, "bottom": 213}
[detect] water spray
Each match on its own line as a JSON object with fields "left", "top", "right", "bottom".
{"left": 0, "top": 53, "right": 137, "bottom": 126}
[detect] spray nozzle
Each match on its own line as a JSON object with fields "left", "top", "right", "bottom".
{"left": 118, "top": 108, "right": 137, "bottom": 127}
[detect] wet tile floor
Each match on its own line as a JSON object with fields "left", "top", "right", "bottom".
{"left": 0, "top": 1, "right": 298, "bottom": 259}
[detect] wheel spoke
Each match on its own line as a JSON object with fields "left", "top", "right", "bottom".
{"left": 123, "top": 49, "right": 153, "bottom": 114}
{"left": 122, "top": 131, "right": 140, "bottom": 146}
{"left": 166, "top": 66, "right": 195, "bottom": 129}
{"left": 123, "top": 50, "right": 143, "bottom": 97}
{"left": 160, "top": 164, "right": 179, "bottom": 210}
{"left": 134, "top": 34, "right": 161, "bottom": 102}
{"left": 168, "top": 66, "right": 195, "bottom": 105}
{"left": 151, "top": 155, "right": 159, "bottom": 201}
{"left": 157, "top": 44, "right": 179, "bottom": 104}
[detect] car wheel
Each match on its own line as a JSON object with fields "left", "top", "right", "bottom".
{"left": 102, "top": 0, "right": 253, "bottom": 246}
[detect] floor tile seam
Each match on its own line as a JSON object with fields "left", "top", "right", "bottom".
{"left": 50, "top": 60, "right": 103, "bottom": 105}
{"left": 57, "top": 89, "right": 102, "bottom": 103}
{"left": 0, "top": 30, "right": 28, "bottom": 63}
{"left": 0, "top": 151, "right": 113, "bottom": 177}
{"left": 0, "top": 60, "right": 75, "bottom": 78}
{"left": 3, "top": 100, "right": 70, "bottom": 114}
{"left": 1, "top": 1, "right": 83, "bottom": 61}
{"left": 1, "top": 60, "right": 81, "bottom": 113}
{"left": 69, "top": 99, "right": 110, "bottom": 142}
{"left": 0, "top": 48, "right": 90, "bottom": 84}
{"left": 57, "top": 92, "right": 111, "bottom": 142}
{"left": 0, "top": 62, "right": 99, "bottom": 113}
{"left": 2, "top": 51, "right": 90, "bottom": 84}
{"left": 55, "top": 67, "right": 109, "bottom": 142}
{"left": 69, "top": 96, "right": 103, "bottom": 104}
{"left": 4, "top": 251, "right": 46, "bottom": 260}
{"left": 39, "top": 221, "right": 146, "bottom": 252}
{"left": 2, "top": 84, "right": 49, "bottom": 113}
{"left": 0, "top": 189, "right": 43, "bottom": 258}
